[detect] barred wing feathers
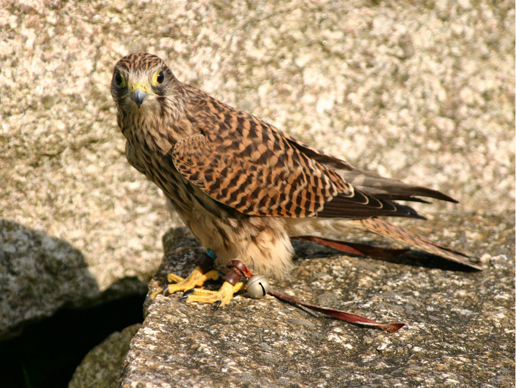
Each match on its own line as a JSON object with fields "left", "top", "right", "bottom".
{"left": 172, "top": 94, "right": 422, "bottom": 219}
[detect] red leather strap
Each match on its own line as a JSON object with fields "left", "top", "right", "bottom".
{"left": 227, "top": 260, "right": 406, "bottom": 333}
{"left": 292, "top": 236, "right": 409, "bottom": 259}
{"left": 223, "top": 269, "right": 242, "bottom": 286}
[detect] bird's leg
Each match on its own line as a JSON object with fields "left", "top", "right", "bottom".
{"left": 157, "top": 249, "right": 244, "bottom": 307}
{"left": 180, "top": 257, "right": 246, "bottom": 307}
{"left": 155, "top": 250, "right": 219, "bottom": 299}
{"left": 164, "top": 266, "right": 220, "bottom": 294}
{"left": 181, "top": 280, "right": 245, "bottom": 307}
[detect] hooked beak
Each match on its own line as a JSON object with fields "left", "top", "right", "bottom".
{"left": 131, "top": 88, "right": 149, "bottom": 108}
{"left": 130, "top": 83, "right": 150, "bottom": 108}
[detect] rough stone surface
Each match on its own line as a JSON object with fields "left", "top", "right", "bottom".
{"left": 1, "top": 219, "right": 91, "bottom": 340}
{"left": 0, "top": 219, "right": 149, "bottom": 340}
{"left": 3, "top": 0, "right": 512, "bottom": 218}
{"left": 69, "top": 323, "right": 141, "bottom": 388}
{"left": 120, "top": 215, "right": 514, "bottom": 388}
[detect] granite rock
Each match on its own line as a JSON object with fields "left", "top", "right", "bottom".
{"left": 69, "top": 323, "right": 141, "bottom": 388}
{"left": 120, "top": 214, "right": 514, "bottom": 387}
{"left": 0, "top": 219, "right": 148, "bottom": 340}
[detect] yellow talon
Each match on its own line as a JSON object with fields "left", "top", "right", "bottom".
{"left": 184, "top": 281, "right": 245, "bottom": 307}
{"left": 163, "top": 265, "right": 219, "bottom": 295}
{"left": 166, "top": 272, "right": 185, "bottom": 283}
{"left": 149, "top": 288, "right": 164, "bottom": 300}
{"left": 155, "top": 259, "right": 245, "bottom": 306}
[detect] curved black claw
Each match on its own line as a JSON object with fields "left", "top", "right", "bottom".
{"left": 214, "top": 300, "right": 222, "bottom": 310}
{"left": 180, "top": 288, "right": 195, "bottom": 301}
{"left": 163, "top": 286, "right": 170, "bottom": 296}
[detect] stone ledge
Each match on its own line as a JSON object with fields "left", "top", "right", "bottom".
{"left": 118, "top": 214, "right": 514, "bottom": 387}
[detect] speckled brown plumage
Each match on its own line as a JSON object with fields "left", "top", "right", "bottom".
{"left": 111, "top": 52, "right": 481, "bottom": 284}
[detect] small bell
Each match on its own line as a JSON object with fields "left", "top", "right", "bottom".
{"left": 246, "top": 275, "right": 270, "bottom": 299}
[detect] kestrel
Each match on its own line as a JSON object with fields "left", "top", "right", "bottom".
{"left": 111, "top": 53, "right": 481, "bottom": 306}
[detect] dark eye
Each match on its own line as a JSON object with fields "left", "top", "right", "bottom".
{"left": 156, "top": 70, "right": 164, "bottom": 84}
{"left": 114, "top": 71, "right": 126, "bottom": 87}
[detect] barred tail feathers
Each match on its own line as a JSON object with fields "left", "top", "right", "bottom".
{"left": 356, "top": 218, "right": 482, "bottom": 270}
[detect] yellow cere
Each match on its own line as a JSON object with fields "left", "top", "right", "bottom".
{"left": 130, "top": 82, "right": 150, "bottom": 93}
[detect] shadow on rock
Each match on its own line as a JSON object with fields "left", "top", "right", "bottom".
{"left": 0, "top": 219, "right": 99, "bottom": 340}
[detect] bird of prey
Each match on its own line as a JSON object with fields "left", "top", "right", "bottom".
{"left": 111, "top": 52, "right": 481, "bottom": 306}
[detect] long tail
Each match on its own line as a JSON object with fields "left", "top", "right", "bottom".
{"left": 356, "top": 218, "right": 483, "bottom": 270}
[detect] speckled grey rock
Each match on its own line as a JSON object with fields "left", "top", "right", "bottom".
{"left": 69, "top": 323, "right": 141, "bottom": 388}
{"left": 0, "top": 0, "right": 513, "bottom": 342}
{"left": 1, "top": 220, "right": 91, "bottom": 340}
{"left": 120, "top": 213, "right": 514, "bottom": 388}
{"left": 0, "top": 219, "right": 147, "bottom": 340}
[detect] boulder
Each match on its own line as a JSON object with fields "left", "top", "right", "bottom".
{"left": 117, "top": 215, "right": 513, "bottom": 387}
{"left": 69, "top": 324, "right": 141, "bottom": 388}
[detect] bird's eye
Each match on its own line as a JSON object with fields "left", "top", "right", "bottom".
{"left": 114, "top": 71, "right": 126, "bottom": 88}
{"left": 153, "top": 70, "right": 165, "bottom": 86}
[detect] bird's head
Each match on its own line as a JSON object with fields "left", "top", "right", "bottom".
{"left": 111, "top": 53, "right": 185, "bottom": 119}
